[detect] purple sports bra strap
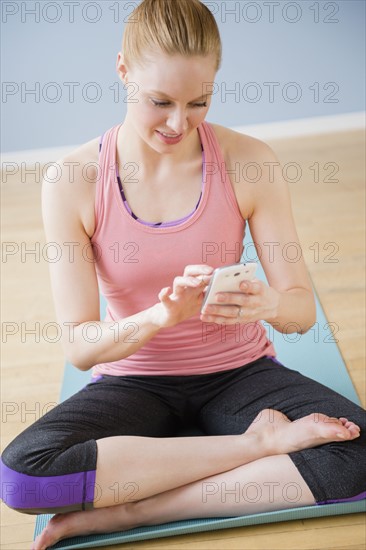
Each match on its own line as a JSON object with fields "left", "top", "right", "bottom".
{"left": 99, "top": 132, "right": 105, "bottom": 155}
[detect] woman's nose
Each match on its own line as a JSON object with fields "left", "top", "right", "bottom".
{"left": 166, "top": 109, "right": 189, "bottom": 134}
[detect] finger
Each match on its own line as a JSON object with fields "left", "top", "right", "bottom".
{"left": 200, "top": 313, "right": 249, "bottom": 325}
{"left": 183, "top": 265, "right": 214, "bottom": 277}
{"left": 201, "top": 304, "right": 240, "bottom": 318}
{"left": 213, "top": 292, "right": 253, "bottom": 306}
{"left": 240, "top": 279, "right": 263, "bottom": 293}
{"left": 173, "top": 276, "right": 205, "bottom": 291}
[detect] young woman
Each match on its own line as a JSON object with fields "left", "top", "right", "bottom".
{"left": 1, "top": 1, "right": 364, "bottom": 549}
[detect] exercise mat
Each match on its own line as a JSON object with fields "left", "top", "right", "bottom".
{"left": 34, "top": 232, "right": 365, "bottom": 548}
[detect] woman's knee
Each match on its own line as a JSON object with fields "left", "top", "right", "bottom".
{"left": 1, "top": 430, "right": 42, "bottom": 514}
{"left": 1, "top": 429, "right": 98, "bottom": 515}
{"left": 291, "top": 434, "right": 366, "bottom": 505}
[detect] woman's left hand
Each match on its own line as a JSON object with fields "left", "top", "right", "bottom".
{"left": 200, "top": 278, "right": 280, "bottom": 325}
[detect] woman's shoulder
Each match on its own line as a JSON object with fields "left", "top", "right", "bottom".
{"left": 208, "top": 122, "right": 275, "bottom": 164}
{"left": 44, "top": 135, "right": 100, "bottom": 196}
{"left": 207, "top": 123, "right": 280, "bottom": 220}
{"left": 43, "top": 135, "right": 101, "bottom": 238}
{"left": 62, "top": 135, "right": 101, "bottom": 170}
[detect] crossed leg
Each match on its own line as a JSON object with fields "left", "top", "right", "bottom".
{"left": 32, "top": 409, "right": 360, "bottom": 550}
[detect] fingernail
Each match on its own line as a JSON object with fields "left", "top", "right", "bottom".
{"left": 203, "top": 266, "right": 213, "bottom": 273}
{"left": 336, "top": 433, "right": 346, "bottom": 439}
{"left": 241, "top": 282, "right": 248, "bottom": 289}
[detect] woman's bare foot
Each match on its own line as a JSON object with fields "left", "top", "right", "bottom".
{"left": 246, "top": 409, "right": 361, "bottom": 456}
{"left": 31, "top": 503, "right": 138, "bottom": 550}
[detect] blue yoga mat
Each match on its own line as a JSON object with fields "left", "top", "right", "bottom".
{"left": 34, "top": 231, "right": 365, "bottom": 548}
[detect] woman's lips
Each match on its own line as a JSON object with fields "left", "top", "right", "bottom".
{"left": 155, "top": 130, "right": 184, "bottom": 144}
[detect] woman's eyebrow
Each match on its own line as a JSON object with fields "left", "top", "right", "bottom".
{"left": 148, "top": 90, "right": 210, "bottom": 101}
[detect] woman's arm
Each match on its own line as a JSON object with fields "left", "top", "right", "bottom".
{"left": 201, "top": 130, "right": 316, "bottom": 334}
{"left": 42, "top": 158, "right": 211, "bottom": 371}
{"left": 246, "top": 141, "right": 316, "bottom": 333}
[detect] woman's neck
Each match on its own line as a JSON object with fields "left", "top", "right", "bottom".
{"left": 117, "top": 117, "right": 203, "bottom": 175}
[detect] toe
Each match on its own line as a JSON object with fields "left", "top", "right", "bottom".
{"left": 326, "top": 416, "right": 342, "bottom": 425}
{"left": 349, "top": 425, "right": 361, "bottom": 439}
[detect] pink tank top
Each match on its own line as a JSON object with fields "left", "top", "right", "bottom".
{"left": 91, "top": 121, "right": 276, "bottom": 376}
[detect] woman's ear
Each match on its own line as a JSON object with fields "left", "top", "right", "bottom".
{"left": 116, "top": 52, "right": 128, "bottom": 84}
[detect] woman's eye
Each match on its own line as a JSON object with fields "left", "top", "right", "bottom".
{"left": 150, "top": 99, "right": 208, "bottom": 108}
{"left": 151, "top": 100, "right": 170, "bottom": 107}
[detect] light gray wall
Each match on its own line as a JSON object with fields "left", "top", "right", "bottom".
{"left": 1, "top": 0, "right": 365, "bottom": 152}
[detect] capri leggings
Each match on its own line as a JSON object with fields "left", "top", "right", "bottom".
{"left": 1, "top": 355, "right": 366, "bottom": 514}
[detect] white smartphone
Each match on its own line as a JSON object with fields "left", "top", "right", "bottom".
{"left": 201, "top": 262, "right": 257, "bottom": 310}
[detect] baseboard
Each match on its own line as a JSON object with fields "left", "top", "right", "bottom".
{"left": 233, "top": 111, "right": 365, "bottom": 141}
{"left": 1, "top": 111, "right": 364, "bottom": 165}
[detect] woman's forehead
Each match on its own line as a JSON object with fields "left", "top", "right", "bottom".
{"left": 131, "top": 54, "right": 216, "bottom": 92}
{"left": 134, "top": 51, "right": 216, "bottom": 73}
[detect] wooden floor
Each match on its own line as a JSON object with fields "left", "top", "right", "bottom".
{"left": 1, "top": 130, "right": 365, "bottom": 549}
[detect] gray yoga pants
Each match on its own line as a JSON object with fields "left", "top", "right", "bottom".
{"left": 1, "top": 356, "right": 365, "bottom": 514}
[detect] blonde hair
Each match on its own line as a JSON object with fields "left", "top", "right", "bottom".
{"left": 122, "top": 0, "right": 222, "bottom": 72}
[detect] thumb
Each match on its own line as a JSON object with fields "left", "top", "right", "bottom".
{"left": 158, "top": 287, "right": 172, "bottom": 303}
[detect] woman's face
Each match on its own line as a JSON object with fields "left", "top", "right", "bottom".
{"left": 117, "top": 51, "right": 217, "bottom": 152}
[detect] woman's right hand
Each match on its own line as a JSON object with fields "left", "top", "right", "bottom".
{"left": 150, "top": 265, "right": 214, "bottom": 328}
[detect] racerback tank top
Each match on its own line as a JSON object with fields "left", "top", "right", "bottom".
{"left": 90, "top": 121, "right": 276, "bottom": 376}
